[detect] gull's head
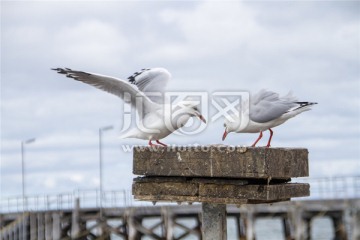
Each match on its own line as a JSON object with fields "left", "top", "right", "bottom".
{"left": 222, "top": 116, "right": 240, "bottom": 141}
{"left": 180, "top": 100, "right": 206, "bottom": 124}
{"left": 191, "top": 105, "right": 207, "bottom": 124}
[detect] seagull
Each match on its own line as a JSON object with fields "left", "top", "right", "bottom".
{"left": 52, "top": 67, "right": 206, "bottom": 147}
{"left": 222, "top": 89, "right": 317, "bottom": 147}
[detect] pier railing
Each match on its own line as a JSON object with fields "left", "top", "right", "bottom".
{"left": 296, "top": 175, "right": 360, "bottom": 200}
{"left": 0, "top": 189, "right": 134, "bottom": 213}
{"left": 1, "top": 176, "right": 359, "bottom": 213}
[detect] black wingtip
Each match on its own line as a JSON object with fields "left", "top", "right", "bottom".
{"left": 127, "top": 68, "right": 152, "bottom": 85}
{"left": 306, "top": 102, "right": 318, "bottom": 106}
{"left": 291, "top": 102, "right": 318, "bottom": 112}
{"left": 51, "top": 67, "right": 62, "bottom": 72}
{"left": 51, "top": 67, "right": 72, "bottom": 74}
{"left": 295, "top": 101, "right": 318, "bottom": 106}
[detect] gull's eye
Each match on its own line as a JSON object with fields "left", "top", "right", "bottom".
{"left": 223, "top": 123, "right": 226, "bottom": 128}
{"left": 193, "top": 107, "right": 198, "bottom": 111}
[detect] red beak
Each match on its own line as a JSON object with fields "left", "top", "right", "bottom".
{"left": 222, "top": 130, "right": 228, "bottom": 141}
{"left": 197, "top": 114, "right": 207, "bottom": 124}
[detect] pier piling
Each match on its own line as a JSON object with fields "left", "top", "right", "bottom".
{"left": 201, "top": 203, "right": 227, "bottom": 240}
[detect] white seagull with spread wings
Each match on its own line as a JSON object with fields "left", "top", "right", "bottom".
{"left": 222, "top": 89, "right": 317, "bottom": 147}
{"left": 52, "top": 67, "right": 206, "bottom": 147}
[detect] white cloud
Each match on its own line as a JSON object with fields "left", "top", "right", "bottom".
{"left": 147, "top": 2, "right": 259, "bottom": 61}
{"left": 141, "top": 1, "right": 359, "bottom": 66}
{"left": 3, "top": 25, "right": 47, "bottom": 48}
{"left": 52, "top": 20, "right": 129, "bottom": 70}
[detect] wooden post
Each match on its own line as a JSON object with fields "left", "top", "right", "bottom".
{"left": 290, "top": 204, "right": 306, "bottom": 240}
{"left": 126, "top": 208, "right": 142, "bottom": 240}
{"left": 332, "top": 214, "right": 347, "bottom": 240}
{"left": 14, "top": 226, "right": 18, "bottom": 240}
{"left": 282, "top": 217, "right": 292, "bottom": 240}
{"left": 162, "top": 207, "right": 174, "bottom": 240}
{"left": 202, "top": 203, "right": 227, "bottom": 240}
{"left": 20, "top": 214, "right": 24, "bottom": 240}
{"left": 305, "top": 218, "right": 311, "bottom": 240}
{"left": 37, "top": 213, "right": 45, "bottom": 240}
{"left": 30, "top": 213, "right": 37, "bottom": 240}
{"left": 45, "top": 212, "right": 52, "bottom": 239}
{"left": 352, "top": 209, "right": 360, "bottom": 240}
{"left": 235, "top": 213, "right": 245, "bottom": 240}
{"left": 52, "top": 212, "right": 61, "bottom": 240}
{"left": 23, "top": 214, "right": 29, "bottom": 240}
{"left": 244, "top": 207, "right": 255, "bottom": 240}
{"left": 71, "top": 198, "right": 81, "bottom": 238}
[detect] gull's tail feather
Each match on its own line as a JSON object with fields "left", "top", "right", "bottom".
{"left": 287, "top": 102, "right": 318, "bottom": 113}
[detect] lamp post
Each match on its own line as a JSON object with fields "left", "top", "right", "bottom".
{"left": 21, "top": 138, "right": 36, "bottom": 211}
{"left": 99, "top": 125, "right": 113, "bottom": 215}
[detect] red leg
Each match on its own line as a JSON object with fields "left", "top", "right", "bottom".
{"left": 251, "top": 131, "right": 263, "bottom": 147}
{"left": 266, "top": 129, "right": 273, "bottom": 147}
{"left": 156, "top": 140, "right": 167, "bottom": 147}
{"left": 148, "top": 140, "right": 155, "bottom": 146}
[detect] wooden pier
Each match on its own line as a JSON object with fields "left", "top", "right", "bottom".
{"left": 1, "top": 199, "right": 359, "bottom": 239}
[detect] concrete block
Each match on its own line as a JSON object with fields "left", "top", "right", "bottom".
{"left": 133, "top": 146, "right": 308, "bottom": 179}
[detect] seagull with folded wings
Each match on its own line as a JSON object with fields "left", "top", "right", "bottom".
{"left": 222, "top": 89, "right": 317, "bottom": 147}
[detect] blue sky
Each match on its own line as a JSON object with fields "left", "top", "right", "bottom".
{"left": 1, "top": 1, "right": 359, "bottom": 198}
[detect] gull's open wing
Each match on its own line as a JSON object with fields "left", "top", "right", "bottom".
{"left": 52, "top": 68, "right": 160, "bottom": 116}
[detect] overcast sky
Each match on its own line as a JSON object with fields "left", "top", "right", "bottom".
{"left": 1, "top": 1, "right": 359, "bottom": 199}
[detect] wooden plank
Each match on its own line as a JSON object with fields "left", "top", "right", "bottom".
{"left": 133, "top": 146, "right": 308, "bottom": 179}
{"left": 132, "top": 177, "right": 309, "bottom": 204}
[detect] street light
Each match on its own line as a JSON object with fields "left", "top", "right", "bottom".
{"left": 99, "top": 125, "right": 113, "bottom": 214}
{"left": 21, "top": 137, "right": 36, "bottom": 211}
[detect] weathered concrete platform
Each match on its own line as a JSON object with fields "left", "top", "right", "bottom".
{"left": 132, "top": 146, "right": 310, "bottom": 205}
{"left": 133, "top": 177, "right": 310, "bottom": 204}
{"left": 133, "top": 146, "right": 308, "bottom": 179}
